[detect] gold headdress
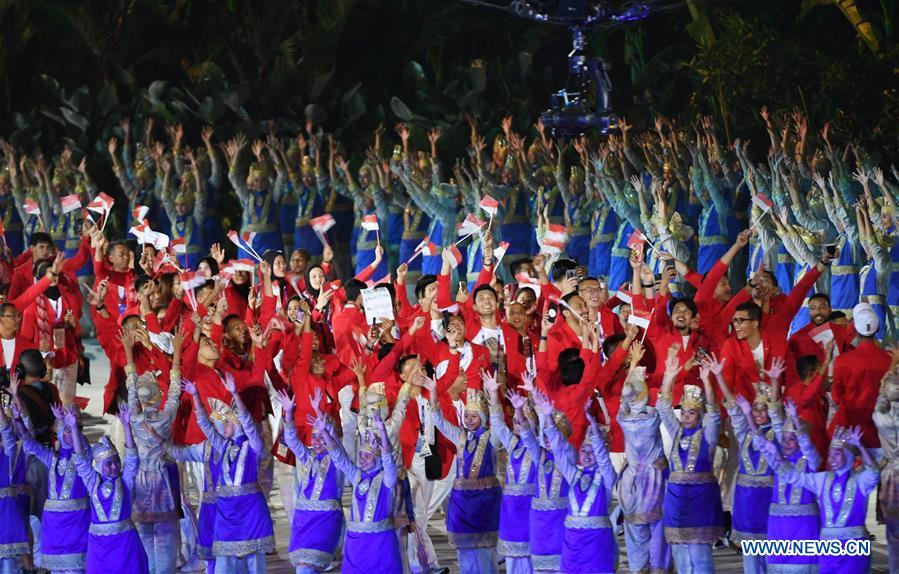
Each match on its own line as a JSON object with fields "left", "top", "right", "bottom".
{"left": 876, "top": 196, "right": 895, "bottom": 216}
{"left": 569, "top": 165, "right": 584, "bottom": 186}
{"left": 464, "top": 388, "right": 488, "bottom": 415}
{"left": 392, "top": 145, "right": 403, "bottom": 162}
{"left": 667, "top": 211, "right": 694, "bottom": 242}
{"left": 91, "top": 435, "right": 119, "bottom": 472}
{"left": 208, "top": 397, "right": 239, "bottom": 426}
{"left": 681, "top": 384, "right": 705, "bottom": 410}
{"left": 300, "top": 156, "right": 314, "bottom": 176}
{"left": 493, "top": 136, "right": 508, "bottom": 161}
{"left": 416, "top": 151, "right": 430, "bottom": 172}
{"left": 247, "top": 161, "right": 268, "bottom": 182}
{"left": 793, "top": 225, "right": 821, "bottom": 247}
{"left": 553, "top": 410, "right": 572, "bottom": 439}
{"left": 175, "top": 189, "right": 195, "bottom": 209}
{"left": 358, "top": 428, "right": 382, "bottom": 456}
{"left": 286, "top": 143, "right": 301, "bottom": 165}
{"left": 752, "top": 382, "right": 772, "bottom": 407}
{"left": 364, "top": 382, "right": 388, "bottom": 412}
{"left": 781, "top": 415, "right": 806, "bottom": 435}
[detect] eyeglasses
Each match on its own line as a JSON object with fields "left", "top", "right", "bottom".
{"left": 0, "top": 314, "right": 18, "bottom": 319}
{"left": 731, "top": 317, "right": 755, "bottom": 325}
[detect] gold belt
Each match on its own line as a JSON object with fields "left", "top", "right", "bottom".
{"left": 532, "top": 497, "right": 568, "bottom": 511}
{"left": 736, "top": 474, "right": 774, "bottom": 488}
{"left": 503, "top": 483, "right": 535, "bottom": 496}
{"left": 294, "top": 498, "right": 341, "bottom": 512}
{"left": 217, "top": 483, "right": 261, "bottom": 497}
{"left": 769, "top": 502, "right": 818, "bottom": 517}
{"left": 44, "top": 497, "right": 90, "bottom": 512}
{"left": 820, "top": 525, "right": 867, "bottom": 540}
{"left": 90, "top": 519, "right": 135, "bottom": 536}
{"left": 668, "top": 471, "right": 716, "bottom": 485}
{"left": 454, "top": 477, "right": 500, "bottom": 491}
{"left": 699, "top": 235, "right": 728, "bottom": 246}
{"left": 564, "top": 515, "right": 611, "bottom": 529}
{"left": 347, "top": 519, "right": 393, "bottom": 533}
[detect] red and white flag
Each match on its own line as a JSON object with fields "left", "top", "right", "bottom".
{"left": 180, "top": 271, "right": 207, "bottom": 291}
{"left": 808, "top": 323, "right": 834, "bottom": 345}
{"left": 457, "top": 213, "right": 486, "bottom": 237}
{"left": 361, "top": 214, "right": 379, "bottom": 231}
{"left": 23, "top": 199, "right": 41, "bottom": 216}
{"left": 478, "top": 195, "right": 499, "bottom": 217}
{"left": 170, "top": 237, "right": 186, "bottom": 254}
{"left": 628, "top": 309, "right": 652, "bottom": 329}
{"left": 87, "top": 192, "right": 115, "bottom": 214}
{"left": 60, "top": 194, "right": 82, "bottom": 214}
{"left": 310, "top": 214, "right": 336, "bottom": 235}
{"left": 616, "top": 291, "right": 633, "bottom": 305}
{"left": 447, "top": 245, "right": 463, "bottom": 268}
{"left": 493, "top": 241, "right": 510, "bottom": 265}
{"left": 542, "top": 223, "right": 568, "bottom": 253}
{"left": 224, "top": 259, "right": 256, "bottom": 274}
{"left": 132, "top": 206, "right": 150, "bottom": 222}
{"left": 142, "top": 229, "right": 170, "bottom": 250}
{"left": 752, "top": 193, "right": 774, "bottom": 211}
{"left": 419, "top": 239, "right": 439, "bottom": 257}
{"left": 627, "top": 229, "right": 648, "bottom": 251}
{"left": 227, "top": 229, "right": 261, "bottom": 261}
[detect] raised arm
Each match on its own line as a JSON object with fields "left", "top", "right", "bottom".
{"left": 183, "top": 381, "right": 228, "bottom": 454}
{"left": 223, "top": 372, "right": 264, "bottom": 454}
{"left": 424, "top": 377, "right": 462, "bottom": 444}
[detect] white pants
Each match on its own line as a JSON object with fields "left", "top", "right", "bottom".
{"left": 53, "top": 362, "right": 78, "bottom": 406}
{"left": 623, "top": 520, "right": 668, "bottom": 573}
{"left": 458, "top": 548, "right": 498, "bottom": 574}
{"left": 136, "top": 520, "right": 180, "bottom": 574}
{"left": 504, "top": 556, "right": 533, "bottom": 573}
{"left": 427, "top": 457, "right": 455, "bottom": 519}
{"left": 743, "top": 553, "right": 767, "bottom": 573}
{"left": 406, "top": 452, "right": 441, "bottom": 572}
{"left": 671, "top": 544, "right": 713, "bottom": 573}
{"left": 213, "top": 552, "right": 266, "bottom": 573}
{"left": 274, "top": 460, "right": 297, "bottom": 528}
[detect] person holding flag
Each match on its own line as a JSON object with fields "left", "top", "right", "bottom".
{"left": 108, "top": 118, "right": 169, "bottom": 234}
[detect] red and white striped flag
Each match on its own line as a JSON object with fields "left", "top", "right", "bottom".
{"left": 478, "top": 195, "right": 499, "bottom": 217}
{"left": 23, "top": 199, "right": 41, "bottom": 216}
{"left": 447, "top": 245, "right": 463, "bottom": 268}
{"left": 361, "top": 214, "right": 379, "bottom": 231}
{"left": 457, "top": 213, "right": 486, "bottom": 237}
{"left": 60, "top": 194, "right": 82, "bottom": 214}
{"left": 493, "top": 241, "right": 510, "bottom": 265}
{"left": 170, "top": 237, "right": 186, "bottom": 254}
{"left": 310, "top": 214, "right": 336, "bottom": 235}
{"left": 627, "top": 229, "right": 648, "bottom": 250}
{"left": 752, "top": 193, "right": 774, "bottom": 211}
{"left": 224, "top": 259, "right": 256, "bottom": 274}
{"left": 542, "top": 223, "right": 568, "bottom": 253}
{"left": 132, "top": 206, "right": 150, "bottom": 222}
{"left": 808, "top": 323, "right": 834, "bottom": 345}
{"left": 628, "top": 309, "right": 652, "bottom": 329}
{"left": 87, "top": 192, "right": 115, "bottom": 214}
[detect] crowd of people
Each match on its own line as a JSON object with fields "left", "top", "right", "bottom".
{"left": 0, "top": 108, "right": 896, "bottom": 574}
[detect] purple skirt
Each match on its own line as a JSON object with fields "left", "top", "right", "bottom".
{"left": 820, "top": 552, "right": 870, "bottom": 574}
{"left": 767, "top": 510, "right": 819, "bottom": 568}
{"left": 731, "top": 483, "right": 772, "bottom": 541}
{"left": 663, "top": 481, "right": 723, "bottom": 544}
{"left": 87, "top": 527, "right": 149, "bottom": 574}
{"left": 447, "top": 485, "right": 501, "bottom": 548}
{"left": 288, "top": 508, "right": 343, "bottom": 568}
{"left": 197, "top": 500, "right": 216, "bottom": 560}
{"left": 41, "top": 506, "right": 89, "bottom": 569}
{"left": 0, "top": 495, "right": 27, "bottom": 557}
{"left": 530, "top": 505, "right": 566, "bottom": 560}
{"left": 213, "top": 491, "right": 274, "bottom": 557}
{"left": 343, "top": 528, "right": 402, "bottom": 573}
{"left": 561, "top": 524, "right": 617, "bottom": 573}
{"left": 498, "top": 493, "right": 532, "bottom": 557}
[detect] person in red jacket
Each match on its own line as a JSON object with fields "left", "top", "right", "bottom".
{"left": 691, "top": 230, "right": 750, "bottom": 346}
{"left": 577, "top": 276, "right": 622, "bottom": 340}
{"left": 788, "top": 293, "right": 855, "bottom": 362}
{"left": 545, "top": 291, "right": 588, "bottom": 373}
{"left": 719, "top": 302, "right": 799, "bottom": 402}
{"left": 830, "top": 303, "right": 891, "bottom": 451}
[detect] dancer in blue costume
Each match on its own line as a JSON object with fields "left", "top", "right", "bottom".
{"left": 536, "top": 392, "right": 618, "bottom": 574}
{"left": 692, "top": 145, "right": 732, "bottom": 275}
{"left": 599, "top": 173, "right": 642, "bottom": 291}
{"left": 779, "top": 426, "right": 879, "bottom": 574}
{"left": 276, "top": 389, "right": 345, "bottom": 574}
{"left": 109, "top": 118, "right": 168, "bottom": 234}
{"left": 754, "top": 400, "right": 822, "bottom": 573}
{"left": 584, "top": 162, "right": 617, "bottom": 279}
{"left": 427, "top": 381, "right": 501, "bottom": 574}
{"left": 658, "top": 356, "right": 724, "bottom": 573}
{"left": 186, "top": 374, "right": 274, "bottom": 574}
{"left": 484, "top": 371, "right": 536, "bottom": 574}
{"left": 869, "top": 167, "right": 899, "bottom": 327}
{"left": 556, "top": 158, "right": 590, "bottom": 266}
{"left": 287, "top": 141, "right": 327, "bottom": 261}
{"left": 333, "top": 154, "right": 388, "bottom": 278}
{"left": 316, "top": 410, "right": 402, "bottom": 574}
{"left": 68, "top": 403, "right": 150, "bottom": 574}
{"left": 0, "top": 144, "right": 26, "bottom": 255}
{"left": 160, "top": 151, "right": 206, "bottom": 269}
{"left": 18, "top": 402, "right": 91, "bottom": 574}
{"left": 856, "top": 203, "right": 888, "bottom": 338}
{"left": 0, "top": 400, "right": 29, "bottom": 574}
{"left": 816, "top": 170, "right": 861, "bottom": 316}
{"left": 224, "top": 135, "right": 283, "bottom": 258}
{"left": 498, "top": 132, "right": 532, "bottom": 264}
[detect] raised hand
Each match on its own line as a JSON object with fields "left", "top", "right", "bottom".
{"left": 735, "top": 394, "right": 752, "bottom": 417}
{"left": 764, "top": 357, "right": 786, "bottom": 381}
{"left": 784, "top": 399, "right": 798, "bottom": 420}
{"left": 481, "top": 369, "right": 499, "bottom": 395}
{"left": 276, "top": 389, "right": 295, "bottom": 413}
{"left": 520, "top": 370, "right": 537, "bottom": 395}
{"left": 183, "top": 380, "right": 198, "bottom": 396}
{"left": 118, "top": 402, "right": 132, "bottom": 426}
{"left": 847, "top": 425, "right": 863, "bottom": 447}
{"left": 309, "top": 387, "right": 323, "bottom": 415}
{"left": 64, "top": 405, "right": 79, "bottom": 430}
{"left": 223, "top": 372, "right": 237, "bottom": 395}
{"left": 505, "top": 390, "right": 526, "bottom": 411}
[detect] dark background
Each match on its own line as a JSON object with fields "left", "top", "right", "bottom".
{"left": 2, "top": 0, "right": 896, "bottom": 227}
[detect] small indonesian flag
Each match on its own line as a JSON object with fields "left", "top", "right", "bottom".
{"left": 478, "top": 195, "right": 499, "bottom": 216}
{"left": 808, "top": 323, "right": 834, "bottom": 345}
{"left": 328, "top": 280, "right": 342, "bottom": 292}
{"left": 224, "top": 259, "right": 256, "bottom": 274}
{"left": 24, "top": 199, "right": 41, "bottom": 216}
{"left": 87, "top": 192, "right": 115, "bottom": 214}
{"left": 515, "top": 272, "right": 539, "bottom": 285}
{"left": 627, "top": 310, "right": 652, "bottom": 329}
{"left": 129, "top": 224, "right": 148, "bottom": 242}
{"left": 363, "top": 273, "right": 392, "bottom": 288}
{"left": 752, "top": 193, "right": 774, "bottom": 211}
{"left": 616, "top": 291, "right": 633, "bottom": 305}
{"left": 142, "top": 229, "right": 169, "bottom": 250}
{"left": 180, "top": 271, "right": 207, "bottom": 291}
{"left": 60, "top": 194, "right": 82, "bottom": 214}
{"left": 493, "top": 241, "right": 510, "bottom": 264}
{"left": 627, "top": 229, "right": 648, "bottom": 250}
{"left": 171, "top": 237, "right": 186, "bottom": 254}
{"left": 227, "top": 229, "right": 261, "bottom": 261}
{"left": 361, "top": 214, "right": 379, "bottom": 231}
{"left": 457, "top": 213, "right": 486, "bottom": 237}
{"left": 310, "top": 213, "right": 336, "bottom": 235}
{"left": 132, "top": 206, "right": 150, "bottom": 222}
{"left": 153, "top": 251, "right": 178, "bottom": 275}
{"left": 420, "top": 241, "right": 439, "bottom": 256}
{"left": 447, "top": 245, "right": 463, "bottom": 269}
{"left": 542, "top": 223, "right": 568, "bottom": 253}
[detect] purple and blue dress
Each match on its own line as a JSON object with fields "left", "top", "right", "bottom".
{"left": 0, "top": 421, "right": 28, "bottom": 568}
{"left": 520, "top": 426, "right": 569, "bottom": 572}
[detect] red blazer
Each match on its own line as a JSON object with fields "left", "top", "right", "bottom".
{"left": 788, "top": 321, "right": 855, "bottom": 363}
{"left": 830, "top": 340, "right": 891, "bottom": 448}
{"left": 0, "top": 335, "right": 37, "bottom": 376}
{"left": 719, "top": 333, "right": 799, "bottom": 404}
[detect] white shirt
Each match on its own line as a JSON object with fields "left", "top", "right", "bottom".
{"left": 415, "top": 395, "right": 435, "bottom": 444}
{"left": 751, "top": 341, "right": 765, "bottom": 369}
{"left": 1, "top": 338, "right": 15, "bottom": 369}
